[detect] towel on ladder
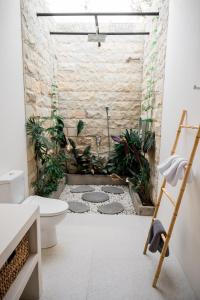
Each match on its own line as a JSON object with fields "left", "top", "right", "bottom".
{"left": 158, "top": 155, "right": 193, "bottom": 186}
{"left": 147, "top": 219, "right": 169, "bottom": 257}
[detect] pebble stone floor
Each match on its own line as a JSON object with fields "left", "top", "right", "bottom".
{"left": 59, "top": 185, "right": 136, "bottom": 215}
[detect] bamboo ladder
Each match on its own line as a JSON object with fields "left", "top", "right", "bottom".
{"left": 143, "top": 110, "right": 200, "bottom": 288}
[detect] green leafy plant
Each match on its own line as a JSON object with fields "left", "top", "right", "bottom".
{"left": 67, "top": 121, "right": 109, "bottom": 175}
{"left": 67, "top": 138, "right": 91, "bottom": 174}
{"left": 26, "top": 112, "right": 67, "bottom": 197}
{"left": 110, "top": 128, "right": 155, "bottom": 206}
{"left": 46, "top": 114, "right": 67, "bottom": 150}
{"left": 67, "top": 138, "right": 109, "bottom": 175}
{"left": 77, "top": 120, "right": 85, "bottom": 136}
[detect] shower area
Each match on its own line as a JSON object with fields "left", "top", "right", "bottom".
{"left": 22, "top": 0, "right": 169, "bottom": 207}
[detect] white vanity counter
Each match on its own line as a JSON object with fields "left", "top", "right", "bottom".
{"left": 0, "top": 204, "right": 42, "bottom": 300}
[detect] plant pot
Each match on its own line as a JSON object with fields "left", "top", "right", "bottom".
{"left": 66, "top": 174, "right": 126, "bottom": 186}
{"left": 49, "top": 177, "right": 66, "bottom": 199}
{"left": 129, "top": 183, "right": 155, "bottom": 216}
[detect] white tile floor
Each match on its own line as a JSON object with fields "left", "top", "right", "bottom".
{"left": 40, "top": 214, "right": 195, "bottom": 300}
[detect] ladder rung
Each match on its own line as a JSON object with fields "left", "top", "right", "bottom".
{"left": 143, "top": 110, "right": 200, "bottom": 288}
{"left": 180, "top": 125, "right": 199, "bottom": 129}
{"left": 162, "top": 188, "right": 176, "bottom": 206}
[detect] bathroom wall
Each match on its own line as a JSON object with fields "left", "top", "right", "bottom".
{"left": 158, "top": 0, "right": 200, "bottom": 298}
{"left": 0, "top": 0, "right": 28, "bottom": 194}
{"left": 20, "top": 0, "right": 167, "bottom": 188}
{"left": 141, "top": 0, "right": 169, "bottom": 202}
{"left": 54, "top": 28, "right": 144, "bottom": 155}
{"left": 21, "top": 0, "right": 56, "bottom": 189}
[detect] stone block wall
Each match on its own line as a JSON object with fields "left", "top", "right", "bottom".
{"left": 141, "top": 0, "right": 169, "bottom": 202}
{"left": 21, "top": 0, "right": 56, "bottom": 189}
{"left": 54, "top": 31, "right": 144, "bottom": 155}
{"left": 21, "top": 0, "right": 169, "bottom": 195}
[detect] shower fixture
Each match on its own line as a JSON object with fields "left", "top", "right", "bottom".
{"left": 37, "top": 12, "right": 159, "bottom": 47}
{"left": 95, "top": 135, "right": 102, "bottom": 157}
{"left": 105, "top": 107, "right": 111, "bottom": 156}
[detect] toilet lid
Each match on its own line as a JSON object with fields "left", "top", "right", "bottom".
{"left": 24, "top": 196, "right": 69, "bottom": 217}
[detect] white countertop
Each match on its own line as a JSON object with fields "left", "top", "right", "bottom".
{"left": 0, "top": 203, "right": 39, "bottom": 268}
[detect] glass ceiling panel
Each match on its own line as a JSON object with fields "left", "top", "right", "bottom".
{"left": 46, "top": 0, "right": 134, "bottom": 12}
{"left": 98, "top": 16, "right": 145, "bottom": 24}
{"left": 46, "top": 0, "right": 139, "bottom": 23}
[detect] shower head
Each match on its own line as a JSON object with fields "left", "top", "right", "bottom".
{"left": 88, "top": 34, "right": 106, "bottom": 43}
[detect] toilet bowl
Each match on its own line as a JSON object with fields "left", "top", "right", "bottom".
{"left": 24, "top": 196, "right": 68, "bottom": 248}
{"left": 0, "top": 170, "right": 69, "bottom": 249}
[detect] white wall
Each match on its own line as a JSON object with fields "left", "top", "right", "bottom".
{"left": 0, "top": 0, "right": 28, "bottom": 193}
{"left": 159, "top": 0, "right": 200, "bottom": 298}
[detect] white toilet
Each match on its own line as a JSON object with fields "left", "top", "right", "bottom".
{"left": 0, "top": 170, "right": 69, "bottom": 248}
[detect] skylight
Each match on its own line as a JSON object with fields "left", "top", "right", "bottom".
{"left": 45, "top": 0, "right": 146, "bottom": 23}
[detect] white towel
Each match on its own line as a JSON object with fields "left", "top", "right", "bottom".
{"left": 163, "top": 158, "right": 187, "bottom": 185}
{"left": 170, "top": 160, "right": 186, "bottom": 186}
{"left": 158, "top": 155, "right": 180, "bottom": 174}
{"left": 158, "top": 155, "right": 193, "bottom": 186}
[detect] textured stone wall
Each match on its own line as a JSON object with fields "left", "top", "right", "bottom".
{"left": 54, "top": 31, "right": 144, "bottom": 155}
{"left": 21, "top": 0, "right": 168, "bottom": 193}
{"left": 21, "top": 0, "right": 56, "bottom": 189}
{"left": 141, "top": 0, "right": 169, "bottom": 202}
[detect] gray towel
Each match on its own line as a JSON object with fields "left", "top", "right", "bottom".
{"left": 147, "top": 219, "right": 169, "bottom": 257}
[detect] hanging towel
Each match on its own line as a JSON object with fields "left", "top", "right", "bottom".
{"left": 158, "top": 155, "right": 193, "bottom": 186}
{"left": 170, "top": 159, "right": 193, "bottom": 186}
{"left": 163, "top": 157, "right": 187, "bottom": 186}
{"left": 158, "top": 155, "right": 180, "bottom": 174}
{"left": 147, "top": 219, "right": 169, "bottom": 257}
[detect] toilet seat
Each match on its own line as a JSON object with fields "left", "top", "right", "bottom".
{"left": 24, "top": 196, "right": 69, "bottom": 217}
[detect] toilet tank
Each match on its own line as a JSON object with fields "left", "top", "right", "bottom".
{"left": 0, "top": 170, "right": 25, "bottom": 204}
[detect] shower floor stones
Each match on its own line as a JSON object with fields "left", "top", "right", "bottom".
{"left": 101, "top": 186, "right": 124, "bottom": 194}
{"left": 70, "top": 185, "right": 95, "bottom": 193}
{"left": 82, "top": 192, "right": 109, "bottom": 203}
{"left": 68, "top": 201, "right": 90, "bottom": 213}
{"left": 60, "top": 185, "right": 135, "bottom": 215}
{"left": 98, "top": 202, "right": 125, "bottom": 214}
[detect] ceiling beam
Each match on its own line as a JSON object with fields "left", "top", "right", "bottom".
{"left": 37, "top": 12, "right": 159, "bottom": 17}
{"left": 50, "top": 32, "right": 150, "bottom": 35}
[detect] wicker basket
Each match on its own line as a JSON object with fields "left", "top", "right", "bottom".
{"left": 0, "top": 233, "right": 30, "bottom": 299}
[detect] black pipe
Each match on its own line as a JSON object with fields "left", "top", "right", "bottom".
{"left": 50, "top": 32, "right": 150, "bottom": 35}
{"left": 105, "top": 107, "right": 111, "bottom": 156}
{"left": 37, "top": 12, "right": 159, "bottom": 17}
{"left": 94, "top": 15, "right": 101, "bottom": 47}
